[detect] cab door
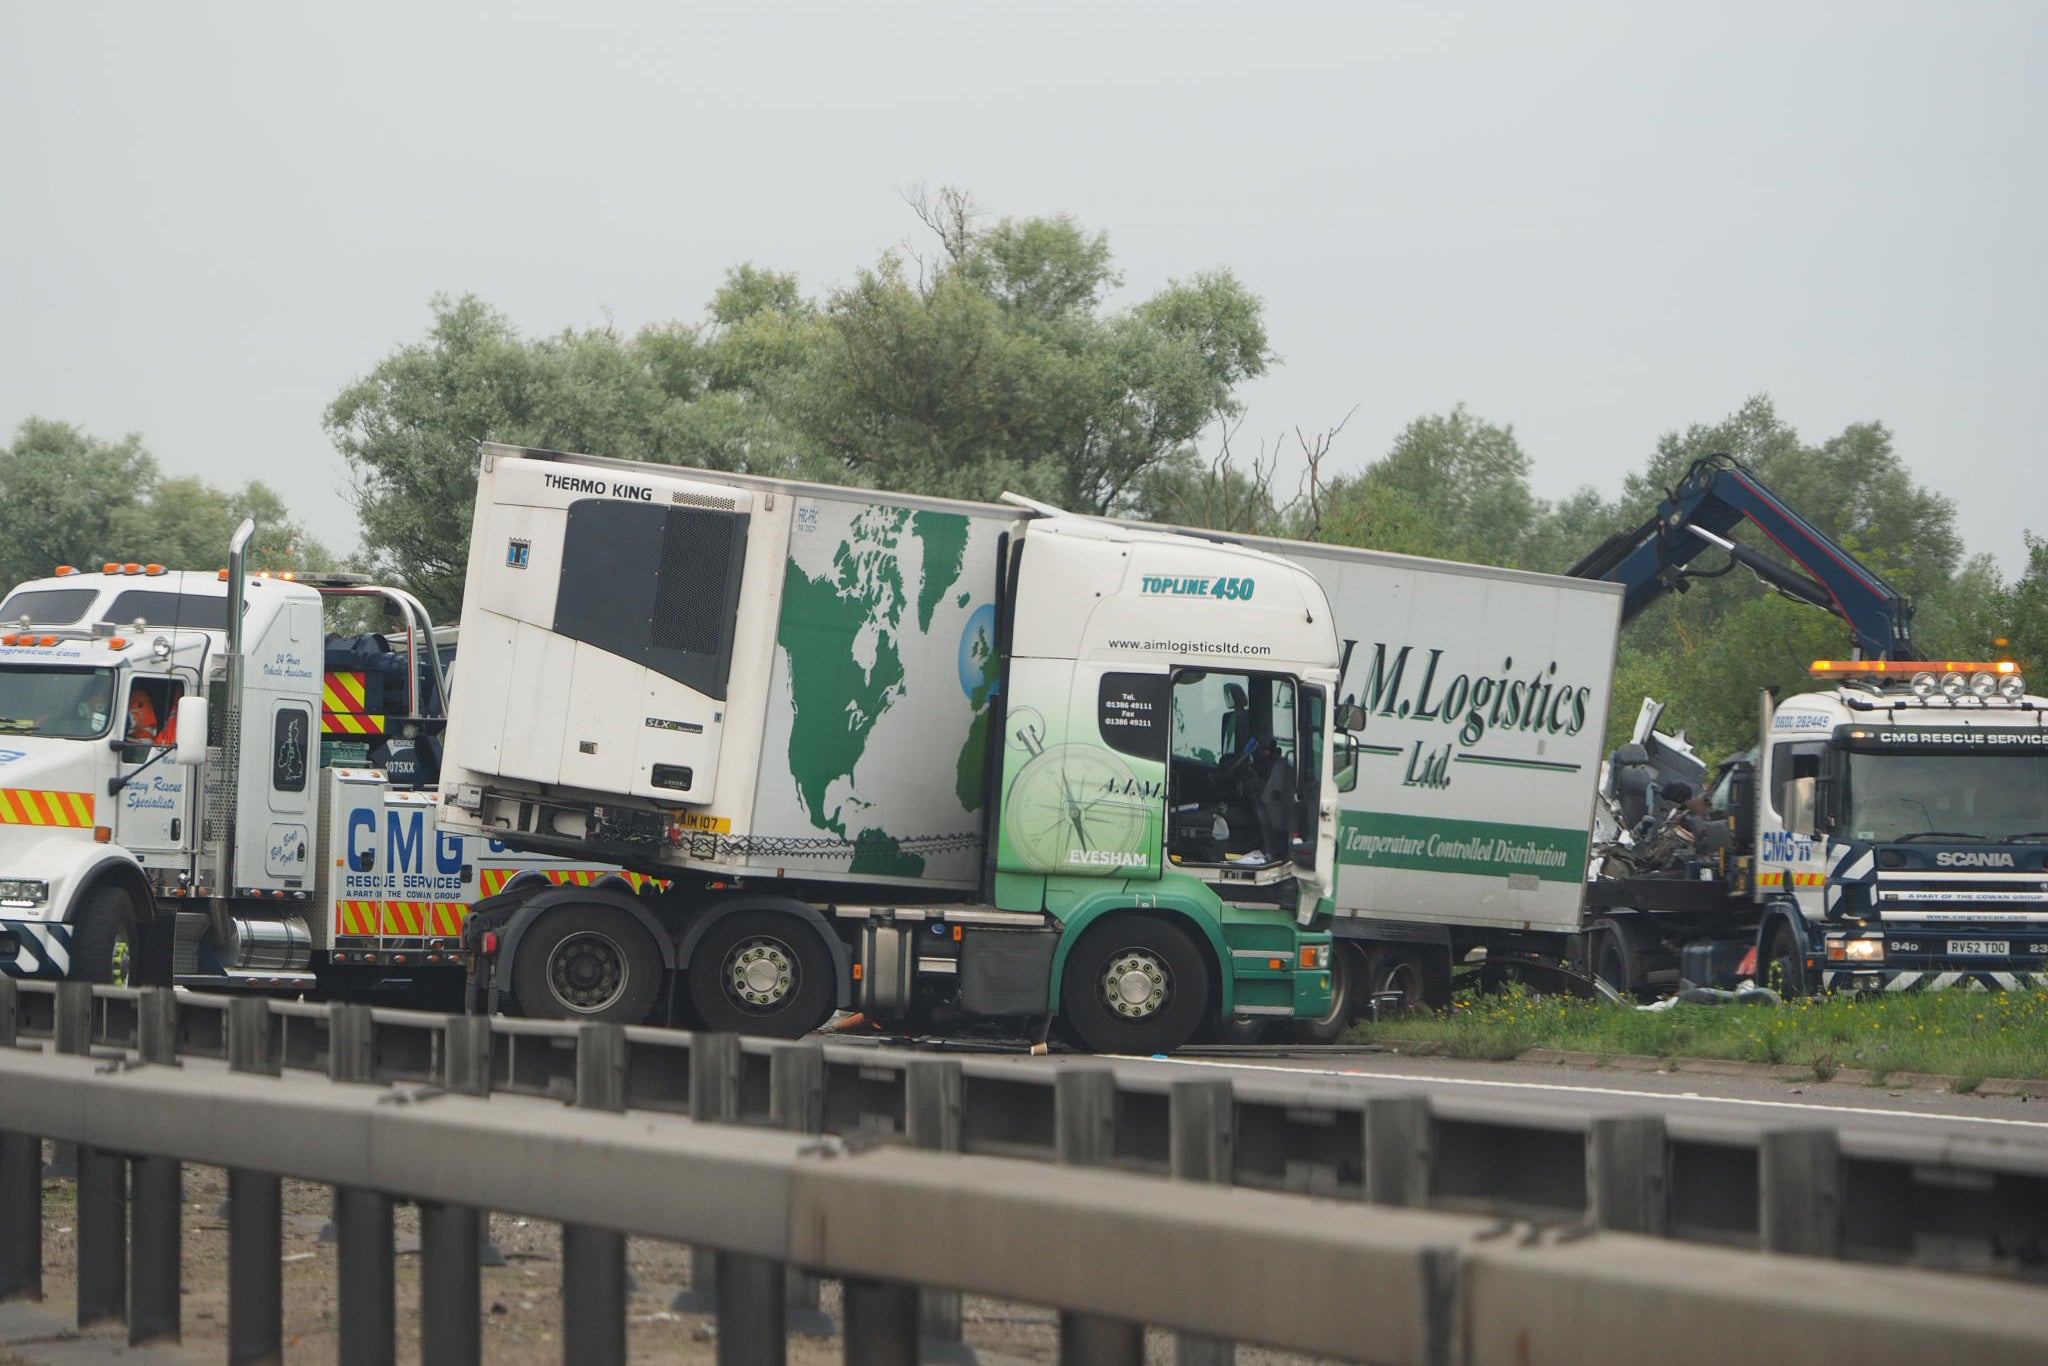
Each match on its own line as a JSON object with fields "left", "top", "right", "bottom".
{"left": 112, "top": 677, "right": 193, "bottom": 857}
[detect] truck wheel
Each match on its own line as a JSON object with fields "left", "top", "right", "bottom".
{"left": 71, "top": 886, "right": 139, "bottom": 985}
{"left": 1766, "top": 923, "right": 1808, "bottom": 997}
{"left": 511, "top": 904, "right": 663, "bottom": 1024}
{"left": 1290, "top": 940, "right": 1361, "bottom": 1043}
{"left": 686, "top": 911, "right": 836, "bottom": 1038}
{"left": 1060, "top": 914, "right": 1209, "bottom": 1055}
{"left": 1591, "top": 919, "right": 1643, "bottom": 1000}
{"left": 1366, "top": 946, "right": 1434, "bottom": 1015}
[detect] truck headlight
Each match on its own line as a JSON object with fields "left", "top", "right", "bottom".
{"left": 0, "top": 878, "right": 49, "bottom": 906}
{"left": 1827, "top": 936, "right": 1883, "bottom": 962}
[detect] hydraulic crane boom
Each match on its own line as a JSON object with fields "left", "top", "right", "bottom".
{"left": 1567, "top": 454, "right": 1917, "bottom": 660}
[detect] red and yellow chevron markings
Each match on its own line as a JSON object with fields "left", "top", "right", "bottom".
{"left": 0, "top": 788, "right": 95, "bottom": 827}
{"left": 334, "top": 900, "right": 468, "bottom": 937}
{"left": 322, "top": 671, "right": 385, "bottom": 735}
{"left": 1757, "top": 870, "right": 1826, "bottom": 888}
{"left": 478, "top": 867, "right": 668, "bottom": 897}
{"left": 324, "top": 671, "right": 368, "bottom": 712}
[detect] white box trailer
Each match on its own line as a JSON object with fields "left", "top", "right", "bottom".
{"left": 439, "top": 451, "right": 1021, "bottom": 891}
{"left": 1233, "top": 536, "right": 1626, "bottom": 1023}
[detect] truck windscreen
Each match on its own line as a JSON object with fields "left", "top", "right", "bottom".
{"left": 1842, "top": 747, "right": 2048, "bottom": 843}
{"left": 0, "top": 666, "right": 117, "bottom": 740}
{"left": 0, "top": 589, "right": 98, "bottom": 625}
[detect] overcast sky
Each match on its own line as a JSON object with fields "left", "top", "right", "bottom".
{"left": 2, "top": 2, "right": 2042, "bottom": 574}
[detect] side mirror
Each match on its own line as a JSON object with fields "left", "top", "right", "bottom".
{"left": 173, "top": 696, "right": 209, "bottom": 767}
{"left": 1335, "top": 703, "right": 1367, "bottom": 733}
{"left": 1785, "top": 774, "right": 1816, "bottom": 834}
{"left": 1334, "top": 733, "right": 1360, "bottom": 794}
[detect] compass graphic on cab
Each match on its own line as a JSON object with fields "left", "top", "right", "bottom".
{"left": 1001, "top": 707, "right": 1153, "bottom": 873}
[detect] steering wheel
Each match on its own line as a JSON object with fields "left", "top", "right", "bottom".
{"left": 1216, "top": 739, "right": 1262, "bottom": 791}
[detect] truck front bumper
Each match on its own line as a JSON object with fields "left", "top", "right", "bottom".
{"left": 0, "top": 920, "right": 72, "bottom": 978}
{"left": 1824, "top": 965, "right": 2045, "bottom": 992}
{"left": 1821, "top": 926, "right": 2048, "bottom": 992}
{"left": 1224, "top": 929, "right": 1335, "bottom": 1020}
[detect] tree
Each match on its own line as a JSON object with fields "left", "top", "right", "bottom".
{"left": 332, "top": 196, "right": 1278, "bottom": 616}
{"left": 0, "top": 418, "right": 327, "bottom": 592}
{"left": 1353, "top": 406, "right": 1538, "bottom": 565}
{"left": 0, "top": 418, "right": 156, "bottom": 587}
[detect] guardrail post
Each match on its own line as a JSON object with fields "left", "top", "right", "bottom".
{"left": 440, "top": 1014, "right": 506, "bottom": 1269}
{"left": 76, "top": 1142, "right": 126, "bottom": 1327}
{"left": 1363, "top": 1094, "right": 1432, "bottom": 1207}
{"left": 697, "top": 1032, "right": 787, "bottom": 1364}
{"left": 907, "top": 1057, "right": 976, "bottom": 1366}
{"left": 337, "top": 1187, "right": 395, "bottom": 1366}
{"left": 129, "top": 989, "right": 181, "bottom": 1346}
{"left": 330, "top": 1002, "right": 375, "bottom": 1082}
{"left": 562, "top": 1024, "right": 628, "bottom": 1366}
{"left": 1171, "top": 1078, "right": 1236, "bottom": 1366}
{"left": 53, "top": 979, "right": 92, "bottom": 1054}
{"left": 1587, "top": 1114, "right": 1668, "bottom": 1236}
{"left": 135, "top": 987, "right": 177, "bottom": 1069}
{"left": 1057, "top": 1068, "right": 1143, "bottom": 1366}
{"left": 72, "top": 983, "right": 123, "bottom": 1330}
{"left": 44, "top": 981, "right": 92, "bottom": 1180}
{"left": 0, "top": 1125, "right": 40, "bottom": 1302}
{"left": 1759, "top": 1128, "right": 1842, "bottom": 1258}
{"left": 672, "top": 1031, "right": 740, "bottom": 1315}
{"left": 226, "top": 997, "right": 282, "bottom": 1366}
{"left": 420, "top": 1201, "right": 481, "bottom": 1366}
{"left": 323, "top": 1007, "right": 398, "bottom": 1366}
{"left": 0, "top": 979, "right": 40, "bottom": 1305}
{"left": 842, "top": 1277, "right": 920, "bottom": 1366}
{"left": 769, "top": 1042, "right": 836, "bottom": 1337}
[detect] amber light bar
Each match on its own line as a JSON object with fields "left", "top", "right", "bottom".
{"left": 1810, "top": 660, "right": 2019, "bottom": 676}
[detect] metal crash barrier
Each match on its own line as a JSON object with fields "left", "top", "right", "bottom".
{"left": 2, "top": 980, "right": 2046, "bottom": 1365}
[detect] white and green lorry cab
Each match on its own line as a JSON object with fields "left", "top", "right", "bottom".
{"left": 0, "top": 530, "right": 642, "bottom": 999}
{"left": 441, "top": 444, "right": 1356, "bottom": 1053}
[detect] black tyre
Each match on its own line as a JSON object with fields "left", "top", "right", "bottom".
{"left": 1364, "top": 945, "right": 1444, "bottom": 1016}
{"left": 686, "top": 910, "right": 837, "bottom": 1038}
{"left": 1290, "top": 940, "right": 1361, "bottom": 1043}
{"left": 510, "top": 904, "right": 664, "bottom": 1024}
{"left": 1590, "top": 918, "right": 1642, "bottom": 1000}
{"left": 1766, "top": 922, "right": 1808, "bottom": 998}
{"left": 1059, "top": 914, "right": 1210, "bottom": 1055}
{"left": 71, "top": 885, "right": 139, "bottom": 985}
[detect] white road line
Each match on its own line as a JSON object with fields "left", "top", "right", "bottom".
{"left": 1153, "top": 1057, "right": 2048, "bottom": 1132}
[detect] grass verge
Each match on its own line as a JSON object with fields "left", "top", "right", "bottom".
{"left": 1353, "top": 984, "right": 2048, "bottom": 1082}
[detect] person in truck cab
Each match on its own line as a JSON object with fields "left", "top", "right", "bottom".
{"left": 125, "top": 679, "right": 178, "bottom": 746}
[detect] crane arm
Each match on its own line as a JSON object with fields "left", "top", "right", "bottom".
{"left": 1567, "top": 455, "right": 1916, "bottom": 660}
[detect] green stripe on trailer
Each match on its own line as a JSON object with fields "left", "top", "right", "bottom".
{"left": 1337, "top": 810, "right": 1590, "bottom": 884}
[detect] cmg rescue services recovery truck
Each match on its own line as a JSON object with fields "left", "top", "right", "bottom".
{"left": 439, "top": 444, "right": 1354, "bottom": 1053}
{"left": 0, "top": 528, "right": 648, "bottom": 998}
